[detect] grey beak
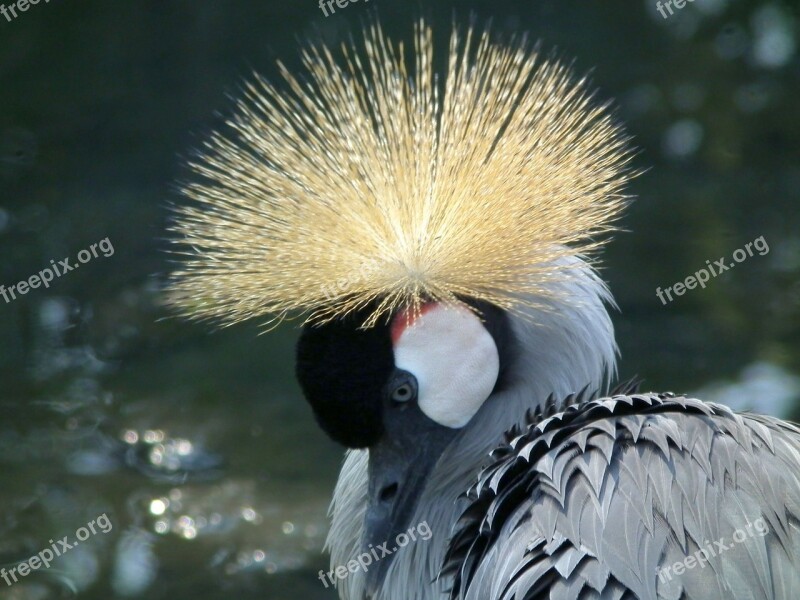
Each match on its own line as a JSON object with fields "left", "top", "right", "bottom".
{"left": 363, "top": 396, "right": 457, "bottom": 597}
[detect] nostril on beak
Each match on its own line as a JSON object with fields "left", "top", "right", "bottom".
{"left": 379, "top": 482, "right": 399, "bottom": 503}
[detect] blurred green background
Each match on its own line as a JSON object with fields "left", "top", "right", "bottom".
{"left": 1, "top": 0, "right": 798, "bottom": 598}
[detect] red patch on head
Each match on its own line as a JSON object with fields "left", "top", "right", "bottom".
{"left": 390, "top": 302, "right": 437, "bottom": 345}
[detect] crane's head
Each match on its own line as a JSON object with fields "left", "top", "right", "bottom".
{"left": 165, "top": 17, "right": 634, "bottom": 592}
{"left": 295, "top": 298, "right": 513, "bottom": 562}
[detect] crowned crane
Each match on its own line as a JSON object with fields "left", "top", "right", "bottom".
{"left": 166, "top": 20, "right": 800, "bottom": 600}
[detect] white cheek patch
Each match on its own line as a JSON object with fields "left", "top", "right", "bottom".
{"left": 392, "top": 303, "right": 500, "bottom": 428}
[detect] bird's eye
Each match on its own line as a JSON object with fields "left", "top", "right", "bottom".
{"left": 387, "top": 370, "right": 418, "bottom": 405}
{"left": 390, "top": 379, "right": 417, "bottom": 403}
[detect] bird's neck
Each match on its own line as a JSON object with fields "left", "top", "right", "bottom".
{"left": 328, "top": 263, "right": 618, "bottom": 600}
{"left": 396, "top": 267, "right": 618, "bottom": 598}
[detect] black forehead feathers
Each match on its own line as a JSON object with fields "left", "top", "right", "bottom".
{"left": 295, "top": 299, "right": 515, "bottom": 447}
{"left": 295, "top": 307, "right": 394, "bottom": 448}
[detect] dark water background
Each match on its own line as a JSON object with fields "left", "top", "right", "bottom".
{"left": 1, "top": 1, "right": 798, "bottom": 598}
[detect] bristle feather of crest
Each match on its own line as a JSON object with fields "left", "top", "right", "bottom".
{"left": 166, "top": 19, "right": 635, "bottom": 329}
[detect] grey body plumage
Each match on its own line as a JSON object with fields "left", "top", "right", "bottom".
{"left": 445, "top": 390, "right": 800, "bottom": 600}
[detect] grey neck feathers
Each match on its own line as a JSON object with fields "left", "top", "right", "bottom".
{"left": 326, "top": 259, "right": 618, "bottom": 600}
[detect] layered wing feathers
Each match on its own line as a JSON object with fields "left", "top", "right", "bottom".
{"left": 444, "top": 392, "right": 800, "bottom": 600}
